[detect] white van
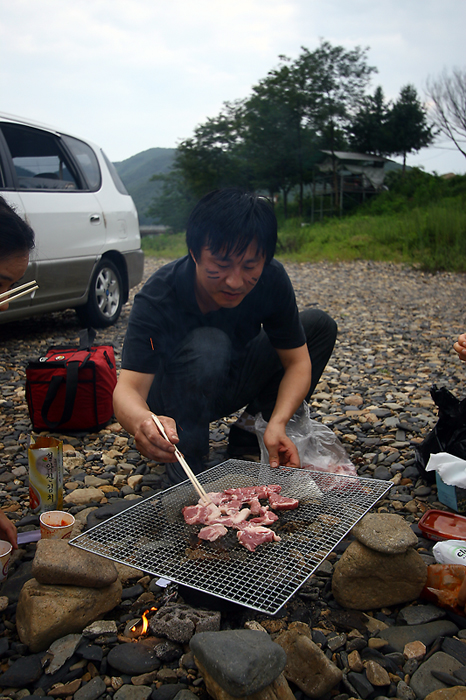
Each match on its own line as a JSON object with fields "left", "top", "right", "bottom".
{"left": 0, "top": 112, "right": 144, "bottom": 327}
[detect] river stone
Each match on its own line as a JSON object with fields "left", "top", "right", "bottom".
{"left": 190, "top": 630, "right": 287, "bottom": 697}
{"left": 274, "top": 622, "right": 343, "bottom": 699}
{"left": 332, "top": 540, "right": 427, "bottom": 609}
{"left": 398, "top": 604, "right": 446, "bottom": 626}
{"left": 47, "top": 679, "right": 83, "bottom": 697}
{"left": 32, "top": 539, "right": 118, "bottom": 588}
{"left": 107, "top": 642, "right": 161, "bottom": 675}
{"left": 82, "top": 620, "right": 119, "bottom": 638}
{"left": 397, "top": 680, "right": 417, "bottom": 700}
{"left": 441, "top": 638, "right": 466, "bottom": 665}
{"left": 351, "top": 514, "right": 418, "bottom": 553}
{"left": 365, "top": 660, "right": 390, "bottom": 686}
{"left": 195, "top": 659, "right": 294, "bottom": 700}
{"left": 0, "top": 560, "right": 34, "bottom": 602}
{"left": 425, "top": 690, "right": 466, "bottom": 700}
{"left": 113, "top": 685, "right": 152, "bottom": 700}
{"left": 74, "top": 676, "right": 107, "bottom": 700}
{"left": 174, "top": 692, "right": 199, "bottom": 700}
{"left": 150, "top": 684, "right": 190, "bottom": 700}
{"left": 0, "top": 653, "right": 43, "bottom": 687}
{"left": 382, "top": 621, "right": 459, "bottom": 653}
{"left": 63, "top": 487, "right": 105, "bottom": 505}
{"left": 410, "top": 652, "right": 464, "bottom": 700}
{"left": 16, "top": 577, "right": 122, "bottom": 652}
{"left": 150, "top": 604, "right": 221, "bottom": 643}
{"left": 347, "top": 670, "right": 375, "bottom": 699}
{"left": 46, "top": 633, "right": 82, "bottom": 674}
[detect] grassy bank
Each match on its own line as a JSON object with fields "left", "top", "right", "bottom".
{"left": 142, "top": 170, "right": 466, "bottom": 272}
{"left": 277, "top": 199, "right": 466, "bottom": 271}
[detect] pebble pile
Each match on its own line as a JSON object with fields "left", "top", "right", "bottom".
{"left": 1, "top": 258, "right": 466, "bottom": 700}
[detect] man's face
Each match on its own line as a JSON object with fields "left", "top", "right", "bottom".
{"left": 0, "top": 252, "right": 29, "bottom": 311}
{"left": 192, "top": 242, "right": 266, "bottom": 313}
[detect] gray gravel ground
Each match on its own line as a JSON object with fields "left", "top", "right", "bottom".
{"left": 1, "top": 257, "right": 466, "bottom": 698}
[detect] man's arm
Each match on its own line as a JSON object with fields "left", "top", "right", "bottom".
{"left": 113, "top": 369, "right": 179, "bottom": 462}
{"left": 263, "top": 344, "right": 312, "bottom": 469}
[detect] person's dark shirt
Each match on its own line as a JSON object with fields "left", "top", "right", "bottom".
{"left": 121, "top": 255, "right": 305, "bottom": 375}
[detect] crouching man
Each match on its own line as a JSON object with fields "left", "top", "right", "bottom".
{"left": 113, "top": 188, "right": 337, "bottom": 483}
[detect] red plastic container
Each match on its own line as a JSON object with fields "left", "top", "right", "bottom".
{"left": 418, "top": 509, "right": 466, "bottom": 541}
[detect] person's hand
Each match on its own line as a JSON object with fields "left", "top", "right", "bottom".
{"left": 0, "top": 510, "right": 17, "bottom": 549}
{"left": 264, "top": 421, "right": 301, "bottom": 469}
{"left": 133, "top": 413, "right": 179, "bottom": 462}
{"left": 454, "top": 333, "right": 466, "bottom": 362}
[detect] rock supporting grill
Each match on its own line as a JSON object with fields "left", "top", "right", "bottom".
{"left": 70, "top": 460, "right": 392, "bottom": 614}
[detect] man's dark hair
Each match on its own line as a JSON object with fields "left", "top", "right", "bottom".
{"left": 0, "top": 196, "right": 35, "bottom": 258}
{"left": 186, "top": 188, "right": 277, "bottom": 264}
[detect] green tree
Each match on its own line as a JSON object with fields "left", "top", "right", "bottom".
{"left": 348, "top": 86, "right": 391, "bottom": 155}
{"left": 146, "top": 169, "right": 198, "bottom": 232}
{"left": 175, "top": 101, "right": 251, "bottom": 198}
{"left": 148, "top": 40, "right": 377, "bottom": 222}
{"left": 292, "top": 41, "right": 377, "bottom": 208}
{"left": 386, "top": 84, "right": 434, "bottom": 173}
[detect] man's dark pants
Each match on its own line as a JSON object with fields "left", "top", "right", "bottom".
{"left": 148, "top": 308, "right": 337, "bottom": 474}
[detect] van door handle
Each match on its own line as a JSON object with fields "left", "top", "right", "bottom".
{"left": 90, "top": 214, "right": 101, "bottom": 224}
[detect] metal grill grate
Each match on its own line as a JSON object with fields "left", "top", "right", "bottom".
{"left": 70, "top": 460, "right": 392, "bottom": 614}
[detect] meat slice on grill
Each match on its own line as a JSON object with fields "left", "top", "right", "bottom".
{"left": 229, "top": 508, "right": 251, "bottom": 527}
{"left": 266, "top": 484, "right": 282, "bottom": 496}
{"left": 182, "top": 504, "right": 207, "bottom": 525}
{"left": 198, "top": 524, "right": 228, "bottom": 541}
{"left": 237, "top": 524, "right": 281, "bottom": 552}
{"left": 249, "top": 510, "right": 279, "bottom": 525}
{"left": 220, "top": 498, "right": 243, "bottom": 515}
{"left": 249, "top": 497, "right": 262, "bottom": 515}
{"left": 268, "top": 492, "right": 299, "bottom": 510}
{"left": 183, "top": 502, "right": 223, "bottom": 525}
{"left": 223, "top": 486, "right": 258, "bottom": 502}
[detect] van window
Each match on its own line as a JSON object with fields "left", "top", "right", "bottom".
{"left": 0, "top": 123, "right": 80, "bottom": 191}
{"left": 101, "top": 150, "right": 129, "bottom": 195}
{"left": 62, "top": 135, "right": 101, "bottom": 191}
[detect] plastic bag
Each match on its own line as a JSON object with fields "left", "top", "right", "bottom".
{"left": 421, "top": 563, "right": 466, "bottom": 613}
{"left": 433, "top": 540, "right": 466, "bottom": 566}
{"left": 415, "top": 385, "right": 466, "bottom": 482}
{"left": 254, "top": 402, "right": 357, "bottom": 476}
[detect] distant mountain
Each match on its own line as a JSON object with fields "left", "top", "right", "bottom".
{"left": 114, "top": 147, "right": 176, "bottom": 225}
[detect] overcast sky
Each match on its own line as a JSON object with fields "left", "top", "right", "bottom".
{"left": 1, "top": 0, "right": 465, "bottom": 174}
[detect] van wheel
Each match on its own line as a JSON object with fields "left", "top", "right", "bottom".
{"left": 77, "top": 259, "right": 123, "bottom": 328}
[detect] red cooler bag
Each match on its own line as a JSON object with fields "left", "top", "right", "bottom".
{"left": 26, "top": 328, "right": 117, "bottom": 431}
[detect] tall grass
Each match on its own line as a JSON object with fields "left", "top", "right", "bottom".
{"left": 277, "top": 198, "right": 466, "bottom": 271}
{"left": 142, "top": 170, "right": 466, "bottom": 272}
{"left": 142, "top": 231, "right": 187, "bottom": 259}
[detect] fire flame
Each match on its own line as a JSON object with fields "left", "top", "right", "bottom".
{"left": 131, "top": 606, "right": 158, "bottom": 636}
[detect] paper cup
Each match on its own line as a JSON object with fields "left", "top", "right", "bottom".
{"left": 0, "top": 540, "right": 12, "bottom": 582}
{"left": 39, "top": 511, "right": 75, "bottom": 540}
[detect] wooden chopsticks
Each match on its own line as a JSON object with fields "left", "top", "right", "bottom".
{"left": 0, "top": 280, "right": 38, "bottom": 304}
{"left": 151, "top": 414, "right": 211, "bottom": 504}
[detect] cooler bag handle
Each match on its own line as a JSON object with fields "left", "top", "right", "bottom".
{"left": 78, "top": 327, "right": 96, "bottom": 351}
{"left": 40, "top": 359, "right": 83, "bottom": 429}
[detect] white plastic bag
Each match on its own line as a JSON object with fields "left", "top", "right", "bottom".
{"left": 254, "top": 402, "right": 357, "bottom": 476}
{"left": 433, "top": 539, "right": 466, "bottom": 566}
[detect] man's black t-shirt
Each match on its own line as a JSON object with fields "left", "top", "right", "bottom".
{"left": 121, "top": 255, "right": 305, "bottom": 376}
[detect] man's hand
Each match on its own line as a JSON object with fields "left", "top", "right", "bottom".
{"left": 454, "top": 333, "right": 466, "bottom": 362}
{"left": 113, "top": 369, "right": 180, "bottom": 462}
{"left": 0, "top": 510, "right": 17, "bottom": 549}
{"left": 264, "top": 421, "right": 301, "bottom": 469}
{"left": 134, "top": 414, "right": 179, "bottom": 462}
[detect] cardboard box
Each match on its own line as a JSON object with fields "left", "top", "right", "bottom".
{"left": 435, "top": 472, "right": 466, "bottom": 514}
